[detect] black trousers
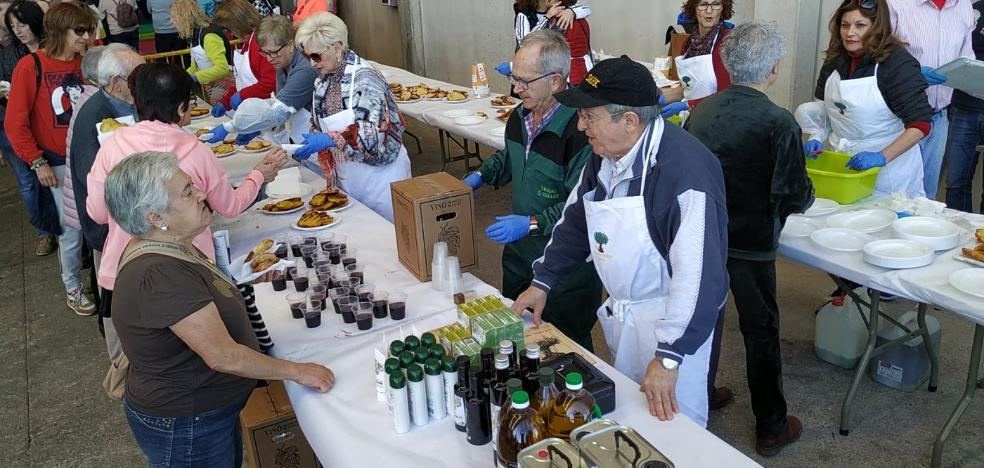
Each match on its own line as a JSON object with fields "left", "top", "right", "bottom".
{"left": 728, "top": 257, "right": 788, "bottom": 438}
{"left": 154, "top": 32, "right": 186, "bottom": 54}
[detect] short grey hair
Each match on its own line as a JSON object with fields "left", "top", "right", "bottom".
{"left": 95, "top": 43, "right": 142, "bottom": 87}
{"left": 258, "top": 14, "right": 294, "bottom": 48}
{"left": 81, "top": 45, "right": 105, "bottom": 85}
{"left": 295, "top": 12, "right": 348, "bottom": 52}
{"left": 105, "top": 152, "right": 180, "bottom": 236}
{"left": 720, "top": 21, "right": 786, "bottom": 86}
{"left": 519, "top": 29, "right": 570, "bottom": 80}
{"left": 606, "top": 104, "right": 660, "bottom": 125}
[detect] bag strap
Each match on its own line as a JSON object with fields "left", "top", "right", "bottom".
{"left": 31, "top": 52, "right": 40, "bottom": 93}
{"left": 118, "top": 241, "right": 237, "bottom": 290}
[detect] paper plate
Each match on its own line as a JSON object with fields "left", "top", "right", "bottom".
{"left": 445, "top": 96, "right": 472, "bottom": 104}
{"left": 292, "top": 214, "right": 341, "bottom": 231}
{"left": 237, "top": 142, "right": 275, "bottom": 154}
{"left": 257, "top": 198, "right": 305, "bottom": 215}
{"left": 954, "top": 251, "right": 984, "bottom": 268}
{"left": 442, "top": 109, "right": 472, "bottom": 118}
{"left": 810, "top": 228, "right": 873, "bottom": 253}
{"left": 280, "top": 144, "right": 303, "bottom": 155}
{"left": 862, "top": 239, "right": 934, "bottom": 269}
{"left": 395, "top": 97, "right": 422, "bottom": 104}
{"left": 454, "top": 116, "right": 486, "bottom": 126}
{"left": 489, "top": 127, "right": 506, "bottom": 138}
{"left": 490, "top": 100, "right": 517, "bottom": 109}
{"left": 781, "top": 216, "right": 825, "bottom": 238}
{"left": 266, "top": 182, "right": 312, "bottom": 199}
{"left": 948, "top": 268, "right": 984, "bottom": 298}
{"left": 891, "top": 217, "right": 963, "bottom": 251}
{"left": 803, "top": 198, "right": 840, "bottom": 217}
{"left": 190, "top": 109, "right": 212, "bottom": 120}
{"left": 825, "top": 209, "right": 897, "bottom": 233}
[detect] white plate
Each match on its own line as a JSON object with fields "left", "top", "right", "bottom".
{"left": 291, "top": 213, "right": 341, "bottom": 231}
{"left": 810, "top": 228, "right": 873, "bottom": 252}
{"left": 454, "top": 116, "right": 486, "bottom": 126}
{"left": 257, "top": 198, "right": 305, "bottom": 215}
{"left": 948, "top": 268, "right": 984, "bottom": 298}
{"left": 954, "top": 252, "right": 984, "bottom": 268}
{"left": 280, "top": 144, "right": 303, "bottom": 155}
{"left": 826, "top": 209, "right": 897, "bottom": 233}
{"left": 212, "top": 146, "right": 237, "bottom": 158}
{"left": 891, "top": 217, "right": 963, "bottom": 251}
{"left": 781, "top": 216, "right": 825, "bottom": 238}
{"left": 489, "top": 127, "right": 506, "bottom": 138}
{"left": 446, "top": 96, "right": 472, "bottom": 104}
{"left": 442, "top": 109, "right": 472, "bottom": 118}
{"left": 236, "top": 142, "right": 275, "bottom": 154}
{"left": 395, "top": 97, "right": 422, "bottom": 104}
{"left": 266, "top": 182, "right": 312, "bottom": 199}
{"left": 190, "top": 109, "right": 212, "bottom": 120}
{"left": 862, "top": 239, "right": 935, "bottom": 269}
{"left": 490, "top": 101, "right": 517, "bottom": 109}
{"left": 803, "top": 198, "right": 840, "bottom": 217}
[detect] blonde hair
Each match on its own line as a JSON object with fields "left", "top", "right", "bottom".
{"left": 294, "top": 12, "right": 348, "bottom": 53}
{"left": 170, "top": 0, "right": 210, "bottom": 40}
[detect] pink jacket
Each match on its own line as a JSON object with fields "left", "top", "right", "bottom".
{"left": 87, "top": 120, "right": 264, "bottom": 290}
{"left": 62, "top": 88, "right": 98, "bottom": 231}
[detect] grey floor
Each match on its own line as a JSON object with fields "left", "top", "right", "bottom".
{"left": 2, "top": 120, "right": 983, "bottom": 467}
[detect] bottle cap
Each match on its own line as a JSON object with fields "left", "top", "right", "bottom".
{"left": 389, "top": 373, "right": 406, "bottom": 389}
{"left": 494, "top": 354, "right": 510, "bottom": 370}
{"left": 480, "top": 348, "right": 494, "bottom": 360}
{"left": 424, "top": 358, "right": 441, "bottom": 375}
{"left": 389, "top": 340, "right": 405, "bottom": 356}
{"left": 429, "top": 345, "right": 446, "bottom": 359}
{"left": 511, "top": 390, "right": 530, "bottom": 408}
{"left": 566, "top": 372, "right": 583, "bottom": 390}
{"left": 498, "top": 340, "right": 514, "bottom": 355}
{"left": 399, "top": 351, "right": 415, "bottom": 368}
{"left": 506, "top": 378, "right": 523, "bottom": 393}
{"left": 414, "top": 347, "right": 430, "bottom": 363}
{"left": 456, "top": 355, "right": 471, "bottom": 372}
{"left": 407, "top": 364, "right": 424, "bottom": 382}
{"left": 442, "top": 356, "right": 457, "bottom": 373}
{"left": 421, "top": 332, "right": 437, "bottom": 348}
{"left": 538, "top": 366, "right": 555, "bottom": 384}
{"left": 384, "top": 358, "right": 401, "bottom": 374}
{"left": 404, "top": 335, "right": 421, "bottom": 349}
{"left": 525, "top": 344, "right": 540, "bottom": 359}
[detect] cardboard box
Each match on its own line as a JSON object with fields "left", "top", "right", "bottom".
{"left": 391, "top": 172, "right": 476, "bottom": 281}
{"left": 241, "top": 381, "right": 321, "bottom": 468}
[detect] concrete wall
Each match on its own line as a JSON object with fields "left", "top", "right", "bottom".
{"left": 337, "top": 1, "right": 405, "bottom": 69}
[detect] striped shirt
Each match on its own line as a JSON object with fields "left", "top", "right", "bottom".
{"left": 889, "top": 0, "right": 976, "bottom": 110}
{"left": 523, "top": 101, "right": 562, "bottom": 160}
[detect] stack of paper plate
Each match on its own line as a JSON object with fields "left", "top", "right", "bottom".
{"left": 825, "top": 209, "right": 897, "bottom": 233}
{"left": 803, "top": 198, "right": 840, "bottom": 217}
{"left": 948, "top": 269, "right": 984, "bottom": 298}
{"left": 781, "top": 216, "right": 825, "bottom": 238}
{"left": 891, "top": 217, "right": 962, "bottom": 251}
{"left": 810, "top": 228, "right": 873, "bottom": 252}
{"left": 862, "top": 239, "right": 934, "bottom": 269}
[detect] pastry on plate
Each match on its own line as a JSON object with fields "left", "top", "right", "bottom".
{"left": 491, "top": 96, "right": 515, "bottom": 107}
{"left": 309, "top": 188, "right": 349, "bottom": 210}
{"left": 249, "top": 252, "right": 279, "bottom": 272}
{"left": 447, "top": 90, "right": 468, "bottom": 102}
{"left": 262, "top": 197, "right": 303, "bottom": 212}
{"left": 244, "top": 139, "right": 271, "bottom": 150}
{"left": 496, "top": 107, "right": 515, "bottom": 122}
{"left": 962, "top": 247, "right": 984, "bottom": 263}
{"left": 212, "top": 143, "right": 235, "bottom": 155}
{"left": 193, "top": 128, "right": 211, "bottom": 137}
{"left": 396, "top": 89, "right": 421, "bottom": 102}
{"left": 976, "top": 228, "right": 984, "bottom": 244}
{"left": 189, "top": 107, "right": 210, "bottom": 117}
{"left": 99, "top": 118, "right": 126, "bottom": 132}
{"left": 245, "top": 238, "right": 274, "bottom": 262}
{"left": 297, "top": 210, "right": 336, "bottom": 228}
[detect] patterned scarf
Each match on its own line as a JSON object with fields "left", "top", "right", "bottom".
{"left": 310, "top": 50, "right": 359, "bottom": 187}
{"left": 684, "top": 22, "right": 723, "bottom": 58}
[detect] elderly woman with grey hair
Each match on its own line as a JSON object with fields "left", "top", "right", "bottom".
{"left": 105, "top": 151, "right": 335, "bottom": 466}
{"left": 685, "top": 20, "right": 811, "bottom": 457}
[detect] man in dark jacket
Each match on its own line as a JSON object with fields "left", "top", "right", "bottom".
{"left": 685, "top": 21, "right": 812, "bottom": 457}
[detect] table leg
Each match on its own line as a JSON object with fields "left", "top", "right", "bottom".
{"left": 916, "top": 303, "right": 940, "bottom": 392}
{"left": 840, "top": 288, "right": 881, "bottom": 436}
{"left": 438, "top": 129, "right": 450, "bottom": 173}
{"left": 930, "top": 324, "right": 983, "bottom": 468}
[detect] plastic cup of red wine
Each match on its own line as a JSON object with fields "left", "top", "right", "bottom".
{"left": 389, "top": 292, "right": 407, "bottom": 320}
{"left": 286, "top": 292, "right": 306, "bottom": 319}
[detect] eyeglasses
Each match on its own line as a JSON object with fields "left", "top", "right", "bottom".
{"left": 696, "top": 2, "right": 723, "bottom": 11}
{"left": 303, "top": 50, "right": 324, "bottom": 63}
{"left": 840, "top": 0, "right": 877, "bottom": 9}
{"left": 577, "top": 109, "right": 626, "bottom": 125}
{"left": 509, "top": 72, "right": 555, "bottom": 90}
{"left": 260, "top": 43, "right": 288, "bottom": 58}
{"left": 72, "top": 26, "right": 95, "bottom": 37}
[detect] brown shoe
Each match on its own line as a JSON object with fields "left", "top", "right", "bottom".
{"left": 756, "top": 416, "right": 803, "bottom": 457}
{"left": 35, "top": 235, "right": 57, "bottom": 256}
{"left": 709, "top": 386, "right": 734, "bottom": 411}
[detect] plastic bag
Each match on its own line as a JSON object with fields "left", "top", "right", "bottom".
{"left": 227, "top": 97, "right": 296, "bottom": 134}
{"left": 794, "top": 100, "right": 830, "bottom": 144}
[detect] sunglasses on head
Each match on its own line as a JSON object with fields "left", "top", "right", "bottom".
{"left": 840, "top": 0, "right": 877, "bottom": 9}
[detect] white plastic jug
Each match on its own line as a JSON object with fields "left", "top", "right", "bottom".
{"left": 815, "top": 289, "right": 870, "bottom": 369}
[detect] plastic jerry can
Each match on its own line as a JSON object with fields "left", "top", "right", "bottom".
{"left": 815, "top": 290, "right": 870, "bottom": 369}
{"left": 868, "top": 310, "right": 941, "bottom": 392}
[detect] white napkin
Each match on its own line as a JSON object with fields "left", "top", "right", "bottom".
{"left": 228, "top": 242, "right": 295, "bottom": 284}
{"left": 95, "top": 115, "right": 137, "bottom": 145}
{"left": 265, "top": 166, "right": 302, "bottom": 196}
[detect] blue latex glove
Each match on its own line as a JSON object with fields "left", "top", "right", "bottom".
{"left": 236, "top": 131, "right": 260, "bottom": 146}
{"left": 293, "top": 133, "right": 335, "bottom": 160}
{"left": 845, "top": 151, "right": 886, "bottom": 171}
{"left": 658, "top": 94, "right": 667, "bottom": 106}
{"left": 206, "top": 124, "right": 228, "bottom": 144}
{"left": 230, "top": 92, "right": 243, "bottom": 110}
{"left": 803, "top": 139, "right": 823, "bottom": 159}
{"left": 920, "top": 66, "right": 947, "bottom": 86}
{"left": 211, "top": 103, "right": 227, "bottom": 118}
{"left": 486, "top": 215, "right": 530, "bottom": 244}
{"left": 464, "top": 173, "right": 483, "bottom": 190}
{"left": 660, "top": 101, "right": 687, "bottom": 118}
{"left": 495, "top": 61, "right": 512, "bottom": 77}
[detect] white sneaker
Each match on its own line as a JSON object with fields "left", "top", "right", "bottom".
{"left": 67, "top": 288, "right": 96, "bottom": 316}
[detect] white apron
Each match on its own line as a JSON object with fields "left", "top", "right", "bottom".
{"left": 585, "top": 120, "right": 713, "bottom": 427}
{"left": 673, "top": 32, "right": 719, "bottom": 101}
{"left": 260, "top": 106, "right": 312, "bottom": 144}
{"left": 316, "top": 62, "right": 411, "bottom": 222}
{"left": 823, "top": 66, "right": 925, "bottom": 198}
{"left": 233, "top": 32, "right": 260, "bottom": 92}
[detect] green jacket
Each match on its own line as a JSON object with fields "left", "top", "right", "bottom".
{"left": 479, "top": 104, "right": 592, "bottom": 235}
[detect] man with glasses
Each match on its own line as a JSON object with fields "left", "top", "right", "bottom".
{"left": 464, "top": 29, "right": 602, "bottom": 351}
{"left": 511, "top": 55, "right": 729, "bottom": 429}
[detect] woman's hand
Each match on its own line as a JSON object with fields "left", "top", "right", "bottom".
{"left": 36, "top": 164, "right": 58, "bottom": 187}
{"left": 253, "top": 148, "right": 288, "bottom": 182}
{"left": 548, "top": 5, "right": 575, "bottom": 30}
{"left": 292, "top": 362, "right": 336, "bottom": 392}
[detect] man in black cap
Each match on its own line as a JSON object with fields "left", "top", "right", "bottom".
{"left": 511, "top": 56, "right": 730, "bottom": 428}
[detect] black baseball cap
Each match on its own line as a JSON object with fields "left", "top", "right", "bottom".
{"left": 554, "top": 55, "right": 659, "bottom": 108}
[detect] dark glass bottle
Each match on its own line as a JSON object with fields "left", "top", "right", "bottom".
{"left": 498, "top": 340, "right": 516, "bottom": 375}
{"left": 490, "top": 354, "right": 511, "bottom": 436}
{"left": 522, "top": 344, "right": 541, "bottom": 394}
{"left": 465, "top": 364, "right": 492, "bottom": 445}
{"left": 480, "top": 348, "right": 495, "bottom": 390}
{"left": 452, "top": 355, "right": 470, "bottom": 432}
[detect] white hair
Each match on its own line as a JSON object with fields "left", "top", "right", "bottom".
{"left": 105, "top": 152, "right": 180, "bottom": 236}
{"left": 81, "top": 45, "right": 105, "bottom": 84}
{"left": 519, "top": 29, "right": 570, "bottom": 80}
{"left": 295, "top": 12, "right": 348, "bottom": 53}
{"left": 95, "top": 43, "right": 142, "bottom": 87}
{"left": 720, "top": 21, "right": 786, "bottom": 86}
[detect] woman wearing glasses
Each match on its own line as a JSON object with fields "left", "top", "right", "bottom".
{"left": 662, "top": 0, "right": 734, "bottom": 119}
{"left": 4, "top": 1, "right": 98, "bottom": 315}
{"left": 795, "top": 0, "right": 931, "bottom": 197}
{"left": 171, "top": 0, "right": 234, "bottom": 107}
{"left": 292, "top": 12, "right": 411, "bottom": 222}
{"left": 210, "top": 0, "right": 277, "bottom": 118}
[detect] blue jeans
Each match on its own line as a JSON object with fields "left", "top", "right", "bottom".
{"left": 50, "top": 164, "right": 85, "bottom": 292}
{"left": 124, "top": 397, "right": 246, "bottom": 468}
{"left": 919, "top": 109, "right": 949, "bottom": 200}
{"left": 944, "top": 108, "right": 984, "bottom": 213}
{"left": 0, "top": 130, "right": 52, "bottom": 237}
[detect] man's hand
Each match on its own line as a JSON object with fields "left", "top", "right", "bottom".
{"left": 254, "top": 148, "right": 288, "bottom": 182}
{"left": 36, "top": 164, "right": 58, "bottom": 187}
{"left": 511, "top": 286, "right": 547, "bottom": 325}
{"left": 291, "top": 362, "right": 335, "bottom": 392}
{"left": 639, "top": 358, "right": 680, "bottom": 421}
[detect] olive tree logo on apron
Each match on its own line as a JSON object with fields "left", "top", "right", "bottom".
{"left": 594, "top": 232, "right": 609, "bottom": 253}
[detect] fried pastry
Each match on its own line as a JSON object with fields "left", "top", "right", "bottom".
{"left": 262, "top": 197, "right": 303, "bottom": 212}
{"left": 447, "top": 90, "right": 468, "bottom": 102}
{"left": 491, "top": 96, "right": 515, "bottom": 107}
{"left": 976, "top": 228, "right": 984, "bottom": 244}
{"left": 244, "top": 139, "right": 271, "bottom": 150}
{"left": 962, "top": 247, "right": 984, "bottom": 263}
{"left": 309, "top": 188, "right": 349, "bottom": 210}
{"left": 249, "top": 252, "right": 279, "bottom": 272}
{"left": 212, "top": 143, "right": 235, "bottom": 155}
{"left": 99, "top": 118, "right": 126, "bottom": 132}
{"left": 297, "top": 210, "right": 336, "bottom": 228}
{"left": 189, "top": 107, "right": 210, "bottom": 117}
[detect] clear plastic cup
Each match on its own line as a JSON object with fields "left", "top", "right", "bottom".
{"left": 329, "top": 286, "right": 351, "bottom": 314}
{"left": 300, "top": 245, "right": 317, "bottom": 268}
{"left": 371, "top": 290, "right": 389, "bottom": 319}
{"left": 286, "top": 292, "right": 307, "bottom": 319}
{"left": 338, "top": 295, "right": 358, "bottom": 324}
{"left": 355, "top": 283, "right": 374, "bottom": 302}
{"left": 341, "top": 247, "right": 358, "bottom": 268}
{"left": 345, "top": 263, "right": 364, "bottom": 284}
{"left": 340, "top": 276, "right": 362, "bottom": 291}
{"left": 303, "top": 301, "right": 322, "bottom": 328}
{"left": 389, "top": 292, "right": 407, "bottom": 320}
{"left": 355, "top": 301, "right": 374, "bottom": 330}
{"left": 289, "top": 267, "right": 309, "bottom": 292}
{"left": 310, "top": 284, "right": 328, "bottom": 311}
{"left": 318, "top": 232, "right": 335, "bottom": 251}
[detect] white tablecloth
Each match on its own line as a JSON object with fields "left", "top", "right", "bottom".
{"left": 212, "top": 160, "right": 758, "bottom": 467}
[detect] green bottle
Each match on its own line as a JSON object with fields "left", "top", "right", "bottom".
{"left": 421, "top": 332, "right": 437, "bottom": 348}
{"left": 389, "top": 339, "right": 406, "bottom": 357}
{"left": 415, "top": 347, "right": 430, "bottom": 364}
{"left": 404, "top": 335, "right": 421, "bottom": 350}
{"left": 429, "top": 344, "right": 446, "bottom": 360}
{"left": 399, "top": 350, "right": 415, "bottom": 369}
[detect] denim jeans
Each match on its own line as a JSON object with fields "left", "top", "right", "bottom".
{"left": 0, "top": 130, "right": 52, "bottom": 237}
{"left": 945, "top": 108, "right": 984, "bottom": 213}
{"left": 919, "top": 109, "right": 949, "bottom": 200}
{"left": 50, "top": 164, "right": 84, "bottom": 292}
{"left": 123, "top": 397, "right": 246, "bottom": 468}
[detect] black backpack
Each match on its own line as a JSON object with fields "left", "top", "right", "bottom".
{"left": 110, "top": 0, "right": 139, "bottom": 29}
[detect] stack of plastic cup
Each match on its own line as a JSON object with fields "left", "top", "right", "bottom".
{"left": 431, "top": 242, "right": 449, "bottom": 291}
{"left": 444, "top": 256, "right": 462, "bottom": 294}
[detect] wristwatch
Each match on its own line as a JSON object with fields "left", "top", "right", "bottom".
{"left": 528, "top": 215, "right": 542, "bottom": 236}
{"left": 29, "top": 157, "right": 48, "bottom": 172}
{"left": 660, "top": 357, "right": 679, "bottom": 372}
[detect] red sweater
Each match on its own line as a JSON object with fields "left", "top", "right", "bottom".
{"left": 682, "top": 27, "right": 732, "bottom": 110}
{"left": 565, "top": 19, "right": 590, "bottom": 85}
{"left": 221, "top": 32, "right": 276, "bottom": 108}
{"left": 4, "top": 50, "right": 87, "bottom": 162}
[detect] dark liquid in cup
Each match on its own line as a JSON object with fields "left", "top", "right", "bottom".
{"left": 356, "top": 313, "right": 372, "bottom": 331}
{"left": 275, "top": 244, "right": 288, "bottom": 259}
{"left": 272, "top": 277, "right": 287, "bottom": 291}
{"left": 341, "top": 309, "right": 356, "bottom": 324}
{"left": 358, "top": 291, "right": 372, "bottom": 301}
{"left": 390, "top": 302, "right": 406, "bottom": 320}
{"left": 285, "top": 268, "right": 294, "bottom": 281}
{"left": 304, "top": 237, "right": 317, "bottom": 245}
{"left": 304, "top": 313, "right": 322, "bottom": 328}
{"left": 289, "top": 303, "right": 304, "bottom": 319}
{"left": 372, "top": 300, "right": 388, "bottom": 319}
{"left": 293, "top": 276, "right": 309, "bottom": 292}
{"left": 332, "top": 297, "right": 343, "bottom": 314}
{"left": 290, "top": 244, "right": 302, "bottom": 258}
{"left": 342, "top": 257, "right": 357, "bottom": 267}
{"left": 337, "top": 243, "right": 347, "bottom": 253}
{"left": 349, "top": 271, "right": 364, "bottom": 282}
{"left": 303, "top": 256, "right": 315, "bottom": 268}
{"left": 329, "top": 252, "right": 341, "bottom": 265}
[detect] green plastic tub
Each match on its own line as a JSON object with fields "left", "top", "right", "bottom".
{"left": 806, "top": 151, "right": 882, "bottom": 204}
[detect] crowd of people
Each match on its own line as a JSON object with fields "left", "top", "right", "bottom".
{"left": 0, "top": 0, "right": 980, "bottom": 465}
